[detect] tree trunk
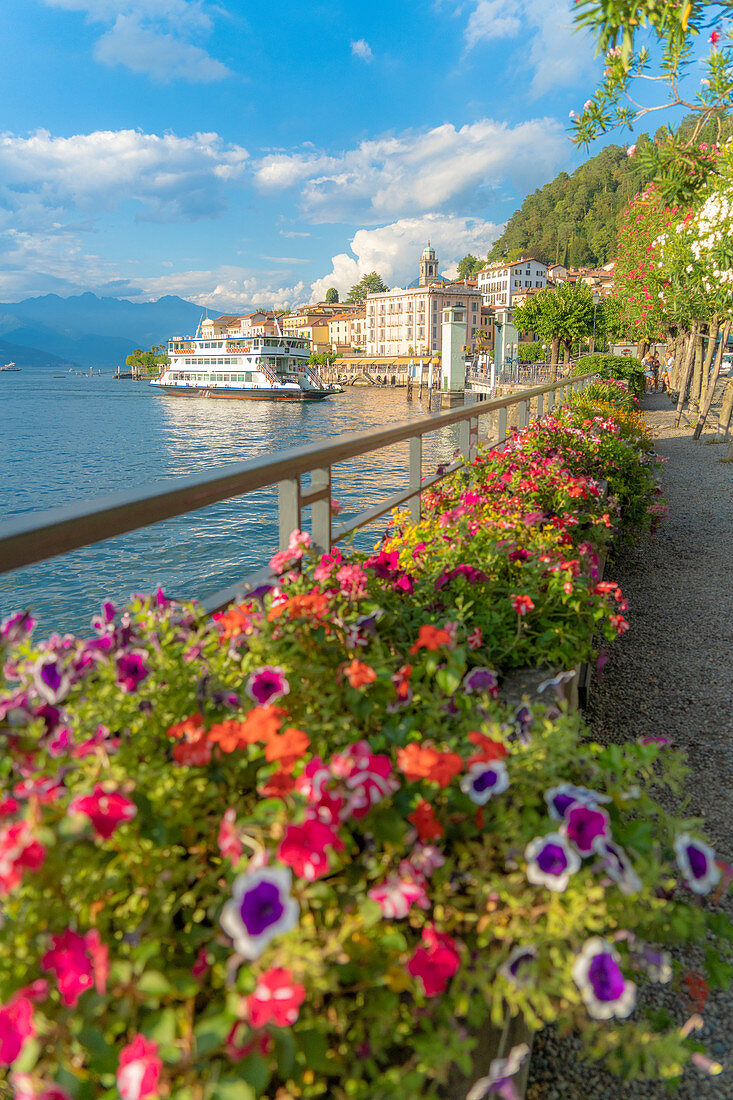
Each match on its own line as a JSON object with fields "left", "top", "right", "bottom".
{"left": 701, "top": 314, "right": 719, "bottom": 401}
{"left": 693, "top": 320, "right": 732, "bottom": 439}
{"left": 550, "top": 335, "right": 560, "bottom": 377}
{"left": 690, "top": 333, "right": 704, "bottom": 408}
{"left": 714, "top": 379, "right": 733, "bottom": 440}
{"left": 636, "top": 339, "right": 648, "bottom": 359}
{"left": 563, "top": 340, "right": 571, "bottom": 368}
{"left": 674, "top": 324, "right": 699, "bottom": 427}
{"left": 671, "top": 332, "right": 686, "bottom": 393}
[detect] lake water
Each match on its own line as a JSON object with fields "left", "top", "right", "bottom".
{"left": 0, "top": 368, "right": 463, "bottom": 635}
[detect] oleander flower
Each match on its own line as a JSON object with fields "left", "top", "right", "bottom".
{"left": 562, "top": 801, "right": 611, "bottom": 856}
{"left": 673, "top": 834, "right": 721, "bottom": 895}
{"left": 466, "top": 1041, "right": 531, "bottom": 1100}
{"left": 368, "top": 873, "right": 430, "bottom": 919}
{"left": 525, "top": 832, "right": 581, "bottom": 892}
{"left": 246, "top": 967, "right": 306, "bottom": 1029}
{"left": 67, "top": 786, "right": 137, "bottom": 840}
{"left": 407, "top": 925, "right": 460, "bottom": 997}
{"left": 220, "top": 867, "right": 299, "bottom": 959}
{"left": 116, "top": 1034, "right": 162, "bottom": 1100}
{"left": 245, "top": 666, "right": 290, "bottom": 706}
{"left": 572, "top": 937, "right": 636, "bottom": 1020}
{"left": 460, "top": 760, "right": 510, "bottom": 805}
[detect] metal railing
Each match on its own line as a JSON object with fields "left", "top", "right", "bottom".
{"left": 0, "top": 373, "right": 597, "bottom": 615}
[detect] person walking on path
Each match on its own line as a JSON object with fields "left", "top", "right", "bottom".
{"left": 651, "top": 353, "right": 660, "bottom": 392}
{"left": 642, "top": 351, "right": 654, "bottom": 392}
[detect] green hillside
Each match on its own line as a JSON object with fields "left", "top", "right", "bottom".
{"left": 488, "top": 139, "right": 652, "bottom": 268}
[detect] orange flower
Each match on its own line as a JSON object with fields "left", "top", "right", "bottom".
{"left": 343, "top": 659, "right": 377, "bottom": 689}
{"left": 167, "top": 713, "right": 205, "bottom": 741}
{"left": 267, "top": 591, "right": 331, "bottom": 623}
{"left": 393, "top": 663, "right": 413, "bottom": 700}
{"left": 258, "top": 769, "right": 297, "bottom": 799}
{"left": 466, "top": 731, "right": 508, "bottom": 767}
{"left": 208, "top": 705, "right": 287, "bottom": 753}
{"left": 397, "top": 743, "right": 463, "bottom": 788}
{"left": 213, "top": 602, "right": 257, "bottom": 641}
{"left": 408, "top": 799, "right": 444, "bottom": 841}
{"left": 173, "top": 737, "right": 212, "bottom": 766}
{"left": 409, "top": 624, "right": 452, "bottom": 654}
{"left": 264, "top": 727, "right": 311, "bottom": 772}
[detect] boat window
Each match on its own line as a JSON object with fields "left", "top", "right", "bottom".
{"left": 245, "top": 372, "right": 252, "bottom": 382}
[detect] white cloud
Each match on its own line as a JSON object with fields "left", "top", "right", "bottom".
{"left": 126, "top": 267, "right": 308, "bottom": 311}
{"left": 42, "top": 0, "right": 229, "bottom": 82}
{"left": 463, "top": 0, "right": 596, "bottom": 96}
{"left": 0, "top": 128, "right": 249, "bottom": 225}
{"left": 351, "top": 38, "right": 373, "bottom": 61}
{"left": 253, "top": 117, "right": 568, "bottom": 223}
{"left": 309, "top": 214, "right": 503, "bottom": 302}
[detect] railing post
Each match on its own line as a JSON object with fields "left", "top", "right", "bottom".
{"left": 408, "top": 436, "right": 422, "bottom": 524}
{"left": 470, "top": 414, "right": 479, "bottom": 459}
{"left": 547, "top": 388, "right": 555, "bottom": 412}
{"left": 498, "top": 407, "right": 507, "bottom": 443}
{"left": 310, "top": 467, "right": 332, "bottom": 555}
{"left": 537, "top": 393, "right": 544, "bottom": 418}
{"left": 278, "top": 478, "right": 300, "bottom": 550}
{"left": 519, "top": 400, "right": 528, "bottom": 431}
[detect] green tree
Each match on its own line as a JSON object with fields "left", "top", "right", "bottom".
{"left": 513, "top": 282, "right": 596, "bottom": 370}
{"left": 325, "top": 287, "right": 339, "bottom": 303}
{"left": 457, "top": 254, "right": 484, "bottom": 280}
{"left": 347, "top": 272, "right": 388, "bottom": 303}
{"left": 126, "top": 344, "right": 169, "bottom": 374}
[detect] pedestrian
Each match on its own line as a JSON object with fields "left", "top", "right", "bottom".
{"left": 651, "top": 354, "right": 660, "bottom": 392}
{"left": 641, "top": 352, "right": 654, "bottom": 392}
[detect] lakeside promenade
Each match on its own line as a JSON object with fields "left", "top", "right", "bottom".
{"left": 527, "top": 392, "right": 733, "bottom": 1099}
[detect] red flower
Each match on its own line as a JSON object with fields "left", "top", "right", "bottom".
{"left": 510, "top": 594, "right": 535, "bottom": 616}
{"left": 408, "top": 799, "right": 444, "bottom": 841}
{"left": 246, "top": 967, "right": 306, "bottom": 1028}
{"left": 409, "top": 625, "right": 452, "bottom": 654}
{"left": 117, "top": 1035, "right": 162, "bottom": 1100}
{"left": 0, "top": 994, "right": 35, "bottom": 1066}
{"left": 258, "top": 769, "right": 297, "bottom": 799}
{"left": 68, "top": 786, "right": 137, "bottom": 840}
{"left": 407, "top": 925, "right": 460, "bottom": 996}
{"left": 710, "top": 28, "right": 722, "bottom": 45}
{"left": 42, "top": 929, "right": 108, "bottom": 1007}
{"left": 278, "top": 818, "right": 344, "bottom": 881}
{"left": 466, "top": 731, "right": 508, "bottom": 767}
{"left": 0, "top": 821, "right": 46, "bottom": 894}
{"left": 343, "top": 659, "right": 377, "bottom": 689}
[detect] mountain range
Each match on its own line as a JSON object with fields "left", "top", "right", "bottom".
{"left": 0, "top": 293, "right": 217, "bottom": 369}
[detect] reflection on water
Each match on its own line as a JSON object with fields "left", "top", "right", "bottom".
{"left": 0, "top": 371, "right": 462, "bottom": 634}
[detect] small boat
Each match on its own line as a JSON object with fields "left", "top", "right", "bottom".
{"left": 1, "top": 362, "right": 21, "bottom": 372}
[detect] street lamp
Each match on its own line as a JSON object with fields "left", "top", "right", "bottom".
{"left": 591, "top": 290, "right": 600, "bottom": 354}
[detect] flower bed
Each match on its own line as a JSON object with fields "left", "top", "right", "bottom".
{"left": 0, "top": 389, "right": 730, "bottom": 1100}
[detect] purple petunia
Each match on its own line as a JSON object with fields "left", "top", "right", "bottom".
{"left": 592, "top": 837, "right": 641, "bottom": 896}
{"left": 673, "top": 834, "right": 721, "bottom": 896}
{"left": 466, "top": 1042, "right": 531, "bottom": 1100}
{"left": 544, "top": 783, "right": 610, "bottom": 822}
{"left": 562, "top": 802, "right": 611, "bottom": 856}
{"left": 1, "top": 610, "right": 35, "bottom": 647}
{"left": 572, "top": 937, "right": 636, "bottom": 1020}
{"left": 220, "top": 866, "right": 299, "bottom": 959}
{"left": 525, "top": 832, "right": 581, "bottom": 892}
{"left": 33, "top": 656, "right": 72, "bottom": 705}
{"left": 115, "top": 652, "right": 149, "bottom": 693}
{"left": 462, "top": 667, "right": 499, "bottom": 696}
{"left": 434, "top": 564, "right": 489, "bottom": 590}
{"left": 460, "top": 761, "right": 510, "bottom": 805}
{"left": 245, "top": 665, "right": 290, "bottom": 706}
{"left": 499, "top": 945, "right": 537, "bottom": 987}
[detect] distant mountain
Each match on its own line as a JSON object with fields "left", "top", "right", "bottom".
{"left": 487, "top": 139, "right": 653, "bottom": 269}
{"left": 0, "top": 293, "right": 220, "bottom": 369}
{"left": 0, "top": 338, "right": 79, "bottom": 370}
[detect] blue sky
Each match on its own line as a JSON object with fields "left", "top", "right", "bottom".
{"left": 0, "top": 0, "right": 701, "bottom": 310}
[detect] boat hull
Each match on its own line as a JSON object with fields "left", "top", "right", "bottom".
{"left": 151, "top": 384, "right": 334, "bottom": 401}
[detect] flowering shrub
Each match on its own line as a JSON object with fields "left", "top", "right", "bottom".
{"left": 0, "top": 395, "right": 730, "bottom": 1100}
{"left": 572, "top": 356, "right": 645, "bottom": 401}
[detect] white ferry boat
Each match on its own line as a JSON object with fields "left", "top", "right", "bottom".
{"left": 151, "top": 311, "right": 337, "bottom": 401}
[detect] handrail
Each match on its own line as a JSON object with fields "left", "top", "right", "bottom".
{"left": 0, "top": 372, "right": 597, "bottom": 608}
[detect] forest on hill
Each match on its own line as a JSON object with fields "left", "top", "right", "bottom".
{"left": 487, "top": 139, "right": 652, "bottom": 268}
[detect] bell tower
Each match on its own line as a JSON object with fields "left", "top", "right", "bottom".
{"left": 419, "top": 241, "right": 439, "bottom": 286}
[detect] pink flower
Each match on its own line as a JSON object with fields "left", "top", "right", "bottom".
{"left": 313, "top": 548, "right": 343, "bottom": 583}
{"left": 467, "top": 626, "right": 483, "bottom": 650}
{"left": 245, "top": 665, "right": 290, "bottom": 706}
{"left": 42, "top": 929, "right": 108, "bottom": 1007}
{"left": 405, "top": 843, "right": 445, "bottom": 877}
{"left": 584, "top": 99, "right": 593, "bottom": 110}
{"left": 511, "top": 594, "right": 535, "bottom": 617}
{"left": 407, "top": 925, "right": 460, "bottom": 996}
{"left": 368, "top": 873, "right": 430, "bottom": 919}
{"left": 68, "top": 785, "right": 137, "bottom": 839}
{"left": 0, "top": 821, "right": 46, "bottom": 895}
{"left": 278, "top": 818, "right": 344, "bottom": 881}
{"left": 115, "top": 652, "right": 149, "bottom": 693}
{"left": 117, "top": 1035, "right": 162, "bottom": 1100}
{"left": 335, "top": 563, "right": 369, "bottom": 600}
{"left": 710, "top": 28, "right": 722, "bottom": 45}
{"left": 609, "top": 614, "right": 630, "bottom": 636}
{"left": 0, "top": 995, "right": 35, "bottom": 1066}
{"left": 331, "top": 741, "right": 400, "bottom": 819}
{"left": 218, "top": 808, "right": 243, "bottom": 863}
{"left": 627, "top": 144, "right": 636, "bottom": 157}
{"left": 246, "top": 967, "right": 306, "bottom": 1028}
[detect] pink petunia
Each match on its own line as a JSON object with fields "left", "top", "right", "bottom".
{"left": 68, "top": 785, "right": 137, "bottom": 840}
{"left": 117, "top": 1035, "right": 162, "bottom": 1100}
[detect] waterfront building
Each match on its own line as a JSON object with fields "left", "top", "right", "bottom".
{"left": 547, "top": 261, "right": 616, "bottom": 297}
{"left": 477, "top": 258, "right": 548, "bottom": 307}
{"left": 328, "top": 307, "right": 367, "bottom": 353}
{"left": 365, "top": 245, "right": 482, "bottom": 357}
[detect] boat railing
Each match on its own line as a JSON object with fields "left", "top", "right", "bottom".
{"left": 0, "top": 373, "right": 598, "bottom": 616}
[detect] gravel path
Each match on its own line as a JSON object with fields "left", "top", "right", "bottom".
{"left": 525, "top": 391, "right": 733, "bottom": 1100}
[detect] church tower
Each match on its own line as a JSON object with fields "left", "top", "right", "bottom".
{"left": 419, "top": 241, "right": 439, "bottom": 286}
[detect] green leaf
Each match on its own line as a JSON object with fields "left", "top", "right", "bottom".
{"left": 213, "top": 1079, "right": 256, "bottom": 1100}
{"left": 138, "top": 970, "right": 172, "bottom": 997}
{"left": 194, "top": 1011, "right": 235, "bottom": 1057}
